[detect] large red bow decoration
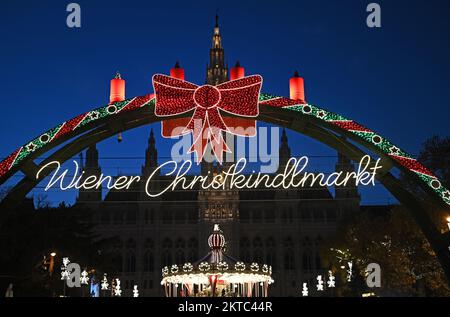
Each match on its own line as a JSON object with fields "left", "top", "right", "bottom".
{"left": 152, "top": 74, "right": 262, "bottom": 163}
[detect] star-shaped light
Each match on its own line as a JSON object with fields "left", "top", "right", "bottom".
{"left": 89, "top": 111, "right": 99, "bottom": 120}
{"left": 26, "top": 142, "right": 37, "bottom": 152}
{"left": 316, "top": 110, "right": 326, "bottom": 119}
{"left": 443, "top": 190, "right": 450, "bottom": 200}
{"left": 389, "top": 146, "right": 400, "bottom": 155}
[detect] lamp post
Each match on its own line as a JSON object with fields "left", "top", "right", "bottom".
{"left": 446, "top": 217, "right": 450, "bottom": 231}
{"left": 49, "top": 252, "right": 56, "bottom": 276}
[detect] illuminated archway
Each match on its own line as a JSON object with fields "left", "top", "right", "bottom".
{"left": 0, "top": 92, "right": 449, "bottom": 284}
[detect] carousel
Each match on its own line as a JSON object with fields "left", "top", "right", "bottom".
{"left": 161, "top": 224, "right": 274, "bottom": 297}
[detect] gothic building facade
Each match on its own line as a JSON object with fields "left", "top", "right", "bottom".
{"left": 76, "top": 16, "right": 360, "bottom": 297}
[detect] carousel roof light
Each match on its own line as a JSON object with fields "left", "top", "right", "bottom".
{"left": 161, "top": 224, "right": 274, "bottom": 297}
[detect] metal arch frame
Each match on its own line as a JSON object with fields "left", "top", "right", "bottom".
{"left": 0, "top": 94, "right": 449, "bottom": 285}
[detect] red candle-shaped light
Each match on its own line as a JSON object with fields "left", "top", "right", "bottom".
{"left": 230, "top": 61, "right": 245, "bottom": 80}
{"left": 170, "top": 61, "right": 185, "bottom": 81}
{"left": 289, "top": 70, "right": 305, "bottom": 102}
{"left": 110, "top": 71, "right": 125, "bottom": 103}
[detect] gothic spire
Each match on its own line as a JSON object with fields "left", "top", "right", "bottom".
{"left": 143, "top": 128, "right": 158, "bottom": 172}
{"left": 77, "top": 145, "right": 101, "bottom": 203}
{"left": 279, "top": 128, "right": 291, "bottom": 169}
{"left": 207, "top": 14, "right": 228, "bottom": 85}
{"left": 85, "top": 144, "right": 99, "bottom": 169}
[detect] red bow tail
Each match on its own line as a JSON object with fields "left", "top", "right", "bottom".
{"left": 185, "top": 107, "right": 230, "bottom": 163}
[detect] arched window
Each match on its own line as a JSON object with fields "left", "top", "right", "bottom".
{"left": 174, "top": 210, "right": 185, "bottom": 224}
{"left": 162, "top": 250, "right": 172, "bottom": 266}
{"left": 240, "top": 208, "right": 250, "bottom": 223}
{"left": 187, "top": 210, "right": 198, "bottom": 224}
{"left": 253, "top": 210, "right": 261, "bottom": 223}
{"left": 125, "top": 239, "right": 136, "bottom": 272}
{"left": 144, "top": 251, "right": 154, "bottom": 272}
{"left": 161, "top": 238, "right": 173, "bottom": 266}
{"left": 302, "top": 251, "right": 313, "bottom": 272}
{"left": 264, "top": 209, "right": 275, "bottom": 223}
{"left": 254, "top": 249, "right": 264, "bottom": 263}
{"left": 281, "top": 209, "right": 288, "bottom": 224}
{"left": 239, "top": 237, "right": 251, "bottom": 263}
{"left": 240, "top": 237, "right": 250, "bottom": 248}
{"left": 300, "top": 209, "right": 311, "bottom": 222}
{"left": 175, "top": 250, "right": 185, "bottom": 264}
{"left": 265, "top": 237, "right": 277, "bottom": 270}
{"left": 143, "top": 239, "right": 154, "bottom": 272}
{"left": 162, "top": 210, "right": 172, "bottom": 224}
{"left": 125, "top": 209, "right": 137, "bottom": 224}
{"left": 302, "top": 237, "right": 313, "bottom": 272}
{"left": 288, "top": 207, "right": 293, "bottom": 223}
{"left": 266, "top": 251, "right": 276, "bottom": 270}
{"left": 266, "top": 237, "right": 276, "bottom": 248}
{"left": 327, "top": 209, "right": 337, "bottom": 221}
{"left": 313, "top": 209, "right": 324, "bottom": 222}
{"left": 283, "top": 237, "right": 295, "bottom": 270}
{"left": 144, "top": 209, "right": 154, "bottom": 225}
{"left": 253, "top": 237, "right": 264, "bottom": 263}
{"left": 315, "top": 236, "right": 323, "bottom": 270}
{"left": 253, "top": 237, "right": 263, "bottom": 248}
{"left": 281, "top": 208, "right": 293, "bottom": 224}
{"left": 284, "top": 252, "right": 294, "bottom": 270}
{"left": 112, "top": 239, "right": 123, "bottom": 273}
{"left": 113, "top": 210, "right": 123, "bottom": 225}
{"left": 175, "top": 238, "right": 185, "bottom": 249}
{"left": 187, "top": 237, "right": 198, "bottom": 262}
{"left": 101, "top": 210, "right": 110, "bottom": 225}
{"left": 126, "top": 250, "right": 136, "bottom": 272}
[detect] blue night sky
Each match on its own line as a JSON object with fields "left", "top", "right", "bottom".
{"left": 1, "top": 0, "right": 449, "bottom": 205}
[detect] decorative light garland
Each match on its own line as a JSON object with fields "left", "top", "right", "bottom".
{"left": 198, "top": 262, "right": 211, "bottom": 272}
{"left": 260, "top": 96, "right": 450, "bottom": 206}
{"left": 0, "top": 95, "right": 154, "bottom": 183}
{"left": 235, "top": 262, "right": 246, "bottom": 271}
{"left": 170, "top": 264, "right": 179, "bottom": 274}
{"left": 217, "top": 261, "right": 229, "bottom": 271}
{"left": 250, "top": 263, "right": 259, "bottom": 272}
{"left": 182, "top": 263, "right": 193, "bottom": 273}
{"left": 0, "top": 91, "right": 448, "bottom": 207}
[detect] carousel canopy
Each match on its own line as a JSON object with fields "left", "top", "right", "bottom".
{"left": 161, "top": 224, "right": 274, "bottom": 288}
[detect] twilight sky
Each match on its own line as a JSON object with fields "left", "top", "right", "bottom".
{"left": 0, "top": 0, "right": 449, "bottom": 205}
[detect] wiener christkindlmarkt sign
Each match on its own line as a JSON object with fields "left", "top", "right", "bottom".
{"left": 33, "top": 74, "right": 384, "bottom": 198}
{"left": 0, "top": 74, "right": 448, "bottom": 205}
